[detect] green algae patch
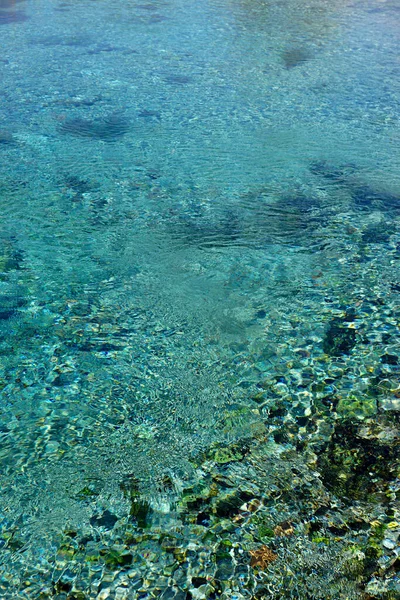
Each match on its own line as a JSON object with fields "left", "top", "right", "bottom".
{"left": 211, "top": 445, "right": 243, "bottom": 464}
{"left": 336, "top": 394, "right": 377, "bottom": 421}
{"left": 323, "top": 310, "right": 357, "bottom": 356}
{"left": 205, "top": 439, "right": 249, "bottom": 464}
{"left": 0, "top": 241, "right": 23, "bottom": 275}
{"left": 257, "top": 525, "right": 275, "bottom": 540}
{"left": 100, "top": 547, "right": 133, "bottom": 568}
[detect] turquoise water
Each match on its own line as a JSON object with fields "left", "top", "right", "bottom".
{"left": 0, "top": 0, "right": 400, "bottom": 597}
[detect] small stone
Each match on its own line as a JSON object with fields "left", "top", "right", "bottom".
{"left": 380, "top": 397, "right": 400, "bottom": 412}
{"left": 127, "top": 570, "right": 139, "bottom": 579}
{"left": 45, "top": 441, "right": 60, "bottom": 454}
{"left": 0, "top": 130, "right": 15, "bottom": 144}
{"left": 90, "top": 510, "right": 118, "bottom": 529}
{"left": 383, "top": 538, "right": 396, "bottom": 550}
{"left": 378, "top": 554, "right": 395, "bottom": 569}
{"left": 273, "top": 382, "right": 289, "bottom": 395}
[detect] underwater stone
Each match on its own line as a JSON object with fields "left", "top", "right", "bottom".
{"left": 214, "top": 489, "right": 253, "bottom": 518}
{"left": 361, "top": 222, "right": 395, "bottom": 244}
{"left": 323, "top": 312, "right": 357, "bottom": 356}
{"left": 309, "top": 161, "right": 351, "bottom": 182}
{"left": 165, "top": 74, "right": 192, "bottom": 85}
{"left": 0, "top": 130, "right": 16, "bottom": 144}
{"left": 317, "top": 421, "right": 399, "bottom": 500}
{"left": 90, "top": 510, "right": 118, "bottom": 530}
{"left": 352, "top": 185, "right": 400, "bottom": 212}
{"left": 336, "top": 394, "right": 377, "bottom": 421}
{"left": 207, "top": 443, "right": 245, "bottom": 465}
{"left": 379, "top": 397, "right": 400, "bottom": 412}
{"left": 120, "top": 475, "right": 152, "bottom": 528}
{"left": 0, "top": 10, "right": 28, "bottom": 24}
{"left": 0, "top": 293, "right": 26, "bottom": 320}
{"left": 130, "top": 498, "right": 152, "bottom": 528}
{"left": 352, "top": 186, "right": 376, "bottom": 209}
{"left": 249, "top": 546, "right": 277, "bottom": 569}
{"left": 382, "top": 538, "right": 396, "bottom": 550}
{"left": 381, "top": 354, "right": 398, "bottom": 365}
{"left": 215, "top": 558, "right": 234, "bottom": 581}
{"left": 59, "top": 114, "right": 130, "bottom": 141}
{"left": 255, "top": 309, "right": 267, "bottom": 319}
{"left": 0, "top": 0, "right": 25, "bottom": 7}
{"left": 0, "top": 308, "right": 15, "bottom": 320}
{"left": 282, "top": 47, "right": 313, "bottom": 69}
{"left": 196, "top": 512, "right": 211, "bottom": 527}
{"left": 159, "top": 587, "right": 176, "bottom": 600}
{"left": 52, "top": 371, "right": 76, "bottom": 387}
{"left": 102, "top": 548, "right": 133, "bottom": 568}
{"left": 63, "top": 174, "right": 95, "bottom": 194}
{"left": 0, "top": 235, "right": 24, "bottom": 272}
{"left": 0, "top": 247, "right": 23, "bottom": 271}
{"left": 138, "top": 109, "right": 161, "bottom": 120}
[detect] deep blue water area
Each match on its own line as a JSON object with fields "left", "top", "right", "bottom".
{"left": 0, "top": 0, "right": 399, "bottom": 598}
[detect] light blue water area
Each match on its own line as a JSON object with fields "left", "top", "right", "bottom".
{"left": 0, "top": 0, "right": 399, "bottom": 597}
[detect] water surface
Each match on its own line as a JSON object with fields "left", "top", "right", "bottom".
{"left": 0, "top": 0, "right": 399, "bottom": 597}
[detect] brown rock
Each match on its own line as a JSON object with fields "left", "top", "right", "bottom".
{"left": 249, "top": 546, "right": 277, "bottom": 569}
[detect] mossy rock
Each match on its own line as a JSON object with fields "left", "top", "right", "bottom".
{"left": 317, "top": 423, "right": 399, "bottom": 501}
{"left": 336, "top": 394, "right": 377, "bottom": 421}
{"left": 257, "top": 525, "right": 275, "bottom": 539}
{"left": 178, "top": 480, "right": 217, "bottom": 514}
{"left": 212, "top": 446, "right": 243, "bottom": 464}
{"left": 361, "top": 222, "right": 395, "bottom": 244}
{"left": 213, "top": 488, "right": 253, "bottom": 518}
{"left": 56, "top": 544, "right": 77, "bottom": 560}
{"left": 130, "top": 499, "right": 152, "bottom": 528}
{"left": 0, "top": 242, "right": 23, "bottom": 273}
{"left": 221, "top": 404, "right": 255, "bottom": 429}
{"left": 311, "top": 535, "right": 331, "bottom": 545}
{"left": 323, "top": 311, "right": 357, "bottom": 356}
{"left": 206, "top": 440, "right": 247, "bottom": 464}
{"left": 120, "top": 475, "right": 152, "bottom": 528}
{"left": 364, "top": 521, "right": 386, "bottom": 566}
{"left": 84, "top": 553, "right": 101, "bottom": 563}
{"left": 75, "top": 485, "right": 99, "bottom": 500}
{"left": 101, "top": 548, "right": 133, "bottom": 568}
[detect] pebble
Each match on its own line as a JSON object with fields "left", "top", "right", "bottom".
{"left": 45, "top": 441, "right": 60, "bottom": 454}
{"left": 380, "top": 397, "right": 400, "bottom": 411}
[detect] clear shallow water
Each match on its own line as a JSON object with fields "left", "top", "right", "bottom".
{"left": 0, "top": 0, "right": 400, "bottom": 598}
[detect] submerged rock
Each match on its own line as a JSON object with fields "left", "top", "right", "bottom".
{"left": 0, "top": 10, "right": 28, "bottom": 24}
{"left": 282, "top": 47, "right": 313, "bottom": 69}
{"left": 352, "top": 185, "right": 400, "bottom": 212}
{"left": 0, "top": 240, "right": 23, "bottom": 272}
{"left": 309, "top": 160, "right": 353, "bottom": 183}
{"left": 165, "top": 74, "right": 193, "bottom": 85}
{"left": 0, "top": 292, "right": 26, "bottom": 320}
{"left": 90, "top": 510, "right": 118, "bottom": 530}
{"left": 336, "top": 394, "right": 377, "bottom": 421}
{"left": 323, "top": 310, "right": 357, "bottom": 356}
{"left": 317, "top": 421, "right": 399, "bottom": 501}
{"left": 59, "top": 114, "right": 130, "bottom": 141}
{"left": 0, "top": 130, "right": 16, "bottom": 144}
{"left": 0, "top": 0, "right": 25, "bottom": 6}
{"left": 379, "top": 397, "right": 400, "bottom": 412}
{"left": 361, "top": 222, "right": 395, "bottom": 244}
{"left": 120, "top": 475, "right": 152, "bottom": 528}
